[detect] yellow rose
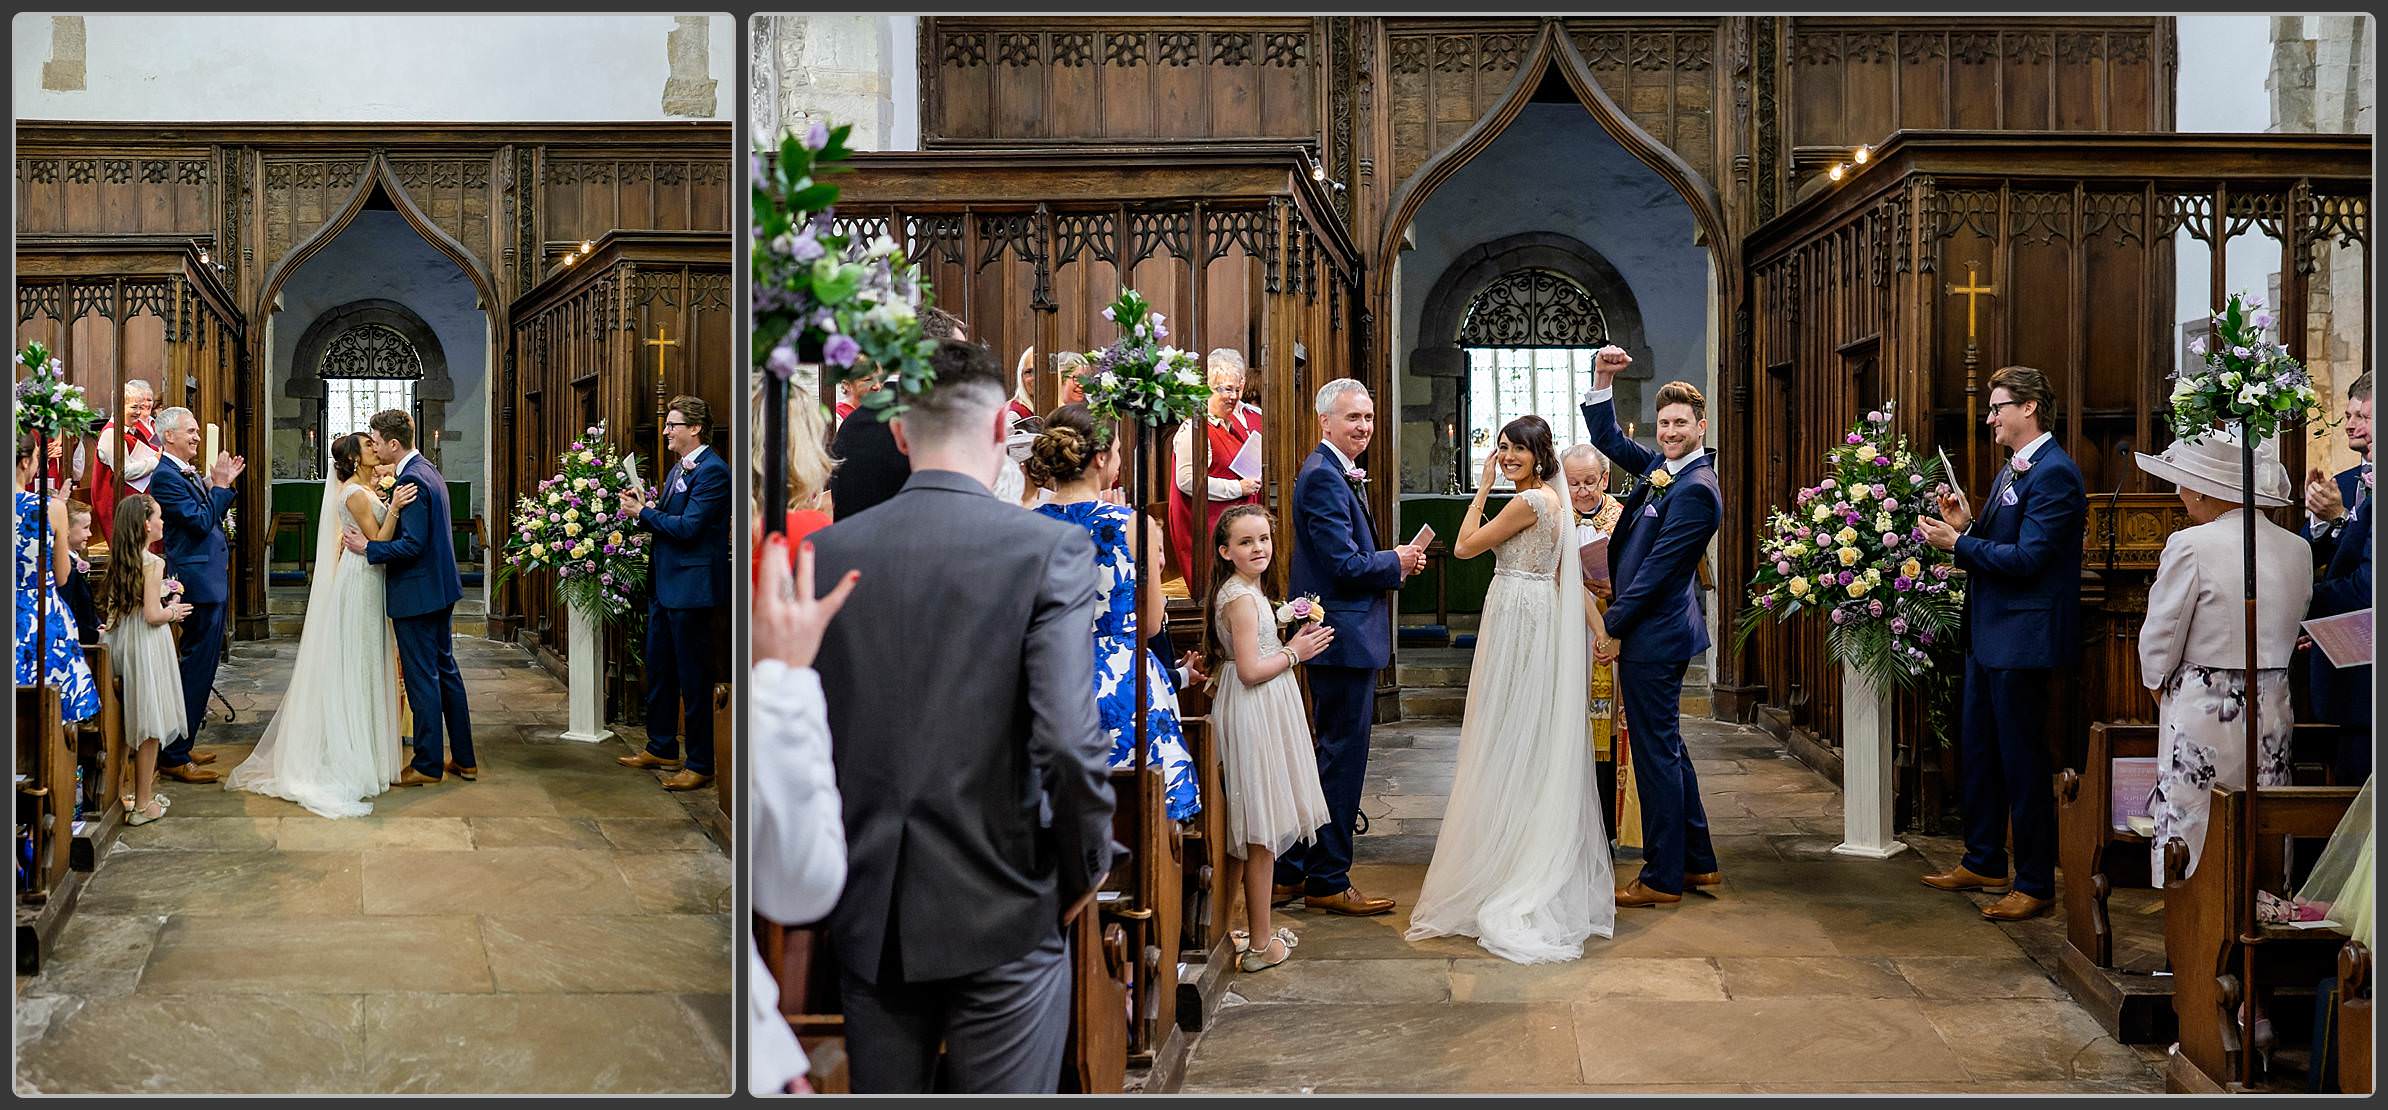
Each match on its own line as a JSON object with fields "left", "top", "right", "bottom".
{"left": 1855, "top": 445, "right": 1878, "bottom": 463}
{"left": 1786, "top": 542, "right": 1807, "bottom": 558}
{"left": 1787, "top": 576, "right": 1810, "bottom": 597}
{"left": 1649, "top": 470, "right": 1673, "bottom": 489}
{"left": 1838, "top": 546, "right": 1861, "bottom": 566}
{"left": 1847, "top": 579, "right": 1870, "bottom": 598}
{"left": 1900, "top": 558, "right": 1922, "bottom": 580}
{"left": 1811, "top": 504, "right": 1833, "bottom": 523}
{"left": 564, "top": 508, "right": 579, "bottom": 522}
{"left": 608, "top": 531, "right": 624, "bottom": 546}
{"left": 1849, "top": 483, "right": 1870, "bottom": 501}
{"left": 573, "top": 542, "right": 590, "bottom": 558}
{"left": 1864, "top": 567, "right": 1881, "bottom": 583}
{"left": 564, "top": 522, "right": 582, "bottom": 537}
{"left": 1836, "top": 527, "right": 1859, "bottom": 545}
{"left": 528, "top": 543, "right": 544, "bottom": 557}
{"left": 579, "top": 451, "right": 596, "bottom": 464}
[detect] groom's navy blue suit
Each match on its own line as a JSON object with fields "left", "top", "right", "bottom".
{"left": 1951, "top": 437, "right": 2084, "bottom": 900}
{"left": 636, "top": 445, "right": 732, "bottom": 776}
{"left": 1279, "top": 442, "right": 1405, "bottom": 897}
{"left": 367, "top": 450, "right": 474, "bottom": 779}
{"left": 1582, "top": 394, "right": 1723, "bottom": 896}
{"left": 150, "top": 455, "right": 235, "bottom": 768}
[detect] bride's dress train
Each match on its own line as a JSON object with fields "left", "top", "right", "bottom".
{"left": 225, "top": 478, "right": 403, "bottom": 818}
{"left": 1405, "top": 484, "right": 1615, "bottom": 963}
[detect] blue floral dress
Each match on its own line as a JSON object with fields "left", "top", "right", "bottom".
{"left": 1035, "top": 499, "right": 1201, "bottom": 821}
{"left": 15, "top": 491, "right": 100, "bottom": 723}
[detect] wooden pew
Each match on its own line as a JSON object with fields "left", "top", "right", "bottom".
{"left": 711, "top": 681, "right": 733, "bottom": 841}
{"left": 14, "top": 684, "right": 72, "bottom": 904}
{"left": 2339, "top": 942, "right": 2372, "bottom": 1095}
{"left": 2163, "top": 783, "right": 2360, "bottom": 1092}
{"left": 1064, "top": 899, "right": 1130, "bottom": 1093}
{"left": 1101, "top": 763, "right": 1183, "bottom": 1068}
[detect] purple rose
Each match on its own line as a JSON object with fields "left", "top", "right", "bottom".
{"left": 1890, "top": 618, "right": 1909, "bottom": 634}
{"left": 1920, "top": 629, "right": 1935, "bottom": 645}
{"left": 2253, "top": 310, "right": 2276, "bottom": 331}
{"left": 824, "top": 333, "right": 862, "bottom": 368}
{"left": 1866, "top": 410, "right": 1885, "bottom": 423}
{"left": 1909, "top": 473, "right": 1924, "bottom": 485}
{"left": 584, "top": 561, "right": 597, "bottom": 573}
{"left": 802, "top": 120, "right": 830, "bottom": 151}
{"left": 1871, "top": 484, "right": 1887, "bottom": 498}
{"left": 1875, "top": 455, "right": 1892, "bottom": 467}
{"left": 1868, "top": 600, "right": 1884, "bottom": 618}
{"left": 1894, "top": 576, "right": 1913, "bottom": 591}
{"left": 601, "top": 572, "right": 614, "bottom": 585}
{"left": 1831, "top": 608, "right": 1848, "bottom": 624}
{"left": 1776, "top": 560, "right": 1792, "bottom": 574}
{"left": 1794, "top": 527, "right": 1811, "bottom": 539}
{"left": 2190, "top": 335, "right": 2209, "bottom": 356}
{"left": 1761, "top": 595, "right": 1775, "bottom": 609}
{"left": 1821, "top": 478, "right": 1837, "bottom": 489}
{"left": 1846, "top": 433, "right": 1863, "bottom": 445}
{"left": 1882, "top": 497, "right": 1900, "bottom": 512}
{"left": 767, "top": 344, "right": 802, "bottom": 380}
{"left": 1837, "top": 570, "right": 1854, "bottom": 586}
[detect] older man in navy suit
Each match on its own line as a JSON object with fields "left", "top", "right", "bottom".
{"left": 1271, "top": 379, "right": 1427, "bottom": 917}
{"left": 2302, "top": 371, "right": 2372, "bottom": 782}
{"left": 1581, "top": 350, "right": 1725, "bottom": 907}
{"left": 148, "top": 406, "right": 244, "bottom": 783}
{"left": 1919, "top": 365, "right": 2087, "bottom": 922}
{"left": 620, "top": 395, "right": 732, "bottom": 792}
{"left": 345, "top": 409, "right": 475, "bottom": 786}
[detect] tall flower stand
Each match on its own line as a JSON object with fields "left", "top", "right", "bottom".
{"left": 1832, "top": 664, "right": 1908, "bottom": 858}
{"left": 561, "top": 604, "right": 613, "bottom": 744}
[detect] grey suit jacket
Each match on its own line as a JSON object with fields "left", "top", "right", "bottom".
{"left": 808, "top": 468, "right": 1115, "bottom": 985}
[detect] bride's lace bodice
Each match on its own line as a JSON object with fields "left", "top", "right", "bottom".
{"left": 338, "top": 482, "right": 387, "bottom": 533}
{"left": 1214, "top": 578, "right": 1281, "bottom": 656}
{"left": 1493, "top": 486, "right": 1564, "bottom": 579}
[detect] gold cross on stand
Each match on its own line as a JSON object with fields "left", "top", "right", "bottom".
{"left": 645, "top": 325, "right": 679, "bottom": 489}
{"left": 1946, "top": 261, "right": 1998, "bottom": 342}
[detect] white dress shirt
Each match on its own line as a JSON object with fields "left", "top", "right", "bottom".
{"left": 748, "top": 659, "right": 848, "bottom": 1092}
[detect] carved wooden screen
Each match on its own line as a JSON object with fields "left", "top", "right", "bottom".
{"left": 1739, "top": 132, "right": 2369, "bottom": 823}
{"left": 506, "top": 233, "right": 734, "bottom": 683}
{"left": 832, "top": 146, "right": 1366, "bottom": 613}
{"left": 923, "top": 18, "right": 1323, "bottom": 144}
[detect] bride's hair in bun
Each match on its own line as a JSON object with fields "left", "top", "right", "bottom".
{"left": 331, "top": 433, "right": 365, "bottom": 482}
{"left": 1027, "top": 403, "right": 1114, "bottom": 489}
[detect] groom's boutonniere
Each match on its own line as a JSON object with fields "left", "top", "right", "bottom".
{"left": 1635, "top": 467, "right": 1676, "bottom": 503}
{"left": 1275, "top": 594, "right": 1324, "bottom": 627}
{"left": 375, "top": 473, "right": 398, "bottom": 502}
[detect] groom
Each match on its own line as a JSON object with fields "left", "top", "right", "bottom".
{"left": 343, "top": 409, "right": 475, "bottom": 786}
{"left": 1581, "top": 349, "right": 1724, "bottom": 908}
{"left": 1275, "top": 379, "right": 1426, "bottom": 917}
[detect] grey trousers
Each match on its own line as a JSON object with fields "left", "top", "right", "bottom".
{"left": 840, "top": 930, "right": 1070, "bottom": 1093}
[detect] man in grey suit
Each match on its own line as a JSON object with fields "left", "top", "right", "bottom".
{"left": 806, "top": 337, "right": 1115, "bottom": 1093}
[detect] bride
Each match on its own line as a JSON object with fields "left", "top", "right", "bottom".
{"left": 225, "top": 433, "right": 415, "bottom": 818}
{"left": 1405, "top": 415, "right": 1615, "bottom": 963}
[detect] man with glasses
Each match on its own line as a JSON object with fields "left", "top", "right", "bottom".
{"left": 1918, "top": 365, "right": 2087, "bottom": 922}
{"left": 620, "top": 395, "right": 732, "bottom": 791}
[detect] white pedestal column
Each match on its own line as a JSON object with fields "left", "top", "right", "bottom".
{"left": 1831, "top": 663, "right": 1909, "bottom": 859}
{"left": 561, "top": 604, "right": 613, "bottom": 744}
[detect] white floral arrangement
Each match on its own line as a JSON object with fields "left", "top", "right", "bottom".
{"left": 1082, "top": 288, "right": 1208, "bottom": 428}
{"left": 2168, "top": 292, "right": 2322, "bottom": 445}
{"left": 15, "top": 340, "right": 103, "bottom": 439}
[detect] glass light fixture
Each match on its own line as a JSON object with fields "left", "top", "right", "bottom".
{"left": 1829, "top": 163, "right": 1847, "bottom": 183}
{"left": 1854, "top": 144, "right": 1872, "bottom": 165}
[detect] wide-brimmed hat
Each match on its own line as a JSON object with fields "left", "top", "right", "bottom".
{"left": 2134, "top": 435, "right": 2292, "bottom": 508}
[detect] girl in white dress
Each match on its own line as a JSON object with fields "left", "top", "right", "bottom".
{"left": 1406, "top": 415, "right": 1616, "bottom": 964}
{"left": 1203, "top": 505, "right": 1336, "bottom": 973}
{"left": 225, "top": 433, "right": 415, "bottom": 818}
{"left": 99, "top": 494, "right": 194, "bottom": 826}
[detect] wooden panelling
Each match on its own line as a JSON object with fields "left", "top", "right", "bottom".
{"left": 923, "top": 19, "right": 1321, "bottom": 145}
{"left": 13, "top": 153, "right": 215, "bottom": 237}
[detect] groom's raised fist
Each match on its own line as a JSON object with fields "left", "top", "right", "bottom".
{"left": 1593, "top": 345, "right": 1632, "bottom": 388}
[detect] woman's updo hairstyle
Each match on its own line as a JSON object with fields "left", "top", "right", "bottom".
{"left": 1027, "top": 403, "right": 1114, "bottom": 489}
{"left": 331, "top": 432, "right": 365, "bottom": 482}
{"left": 1499, "top": 414, "right": 1560, "bottom": 482}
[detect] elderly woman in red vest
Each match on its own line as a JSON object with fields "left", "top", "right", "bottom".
{"left": 1167, "top": 349, "right": 1264, "bottom": 580}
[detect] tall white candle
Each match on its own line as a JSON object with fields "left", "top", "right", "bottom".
{"left": 205, "top": 423, "right": 219, "bottom": 466}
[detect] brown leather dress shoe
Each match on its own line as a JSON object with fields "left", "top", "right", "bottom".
{"left": 1305, "top": 888, "right": 1396, "bottom": 916}
{"left": 1616, "top": 880, "right": 1684, "bottom": 907}
{"left": 393, "top": 767, "right": 443, "bottom": 788}
{"left": 1980, "top": 891, "right": 2052, "bottom": 921}
{"left": 660, "top": 769, "right": 714, "bottom": 792}
{"left": 1920, "top": 865, "right": 2010, "bottom": 893}
{"left": 190, "top": 751, "right": 220, "bottom": 766}
{"left": 1686, "top": 871, "right": 1723, "bottom": 888}
{"left": 444, "top": 761, "right": 478, "bottom": 782}
{"left": 618, "top": 751, "right": 683, "bottom": 770}
{"left": 1270, "top": 883, "right": 1304, "bottom": 907}
{"left": 159, "top": 763, "right": 221, "bottom": 784}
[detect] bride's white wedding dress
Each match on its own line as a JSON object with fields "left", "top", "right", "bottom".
{"left": 1405, "top": 483, "right": 1615, "bottom": 963}
{"left": 225, "top": 478, "right": 404, "bottom": 818}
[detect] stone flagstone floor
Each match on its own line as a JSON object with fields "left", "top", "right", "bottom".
{"left": 13, "top": 635, "right": 731, "bottom": 1095}
{"left": 1176, "top": 716, "right": 2171, "bottom": 1095}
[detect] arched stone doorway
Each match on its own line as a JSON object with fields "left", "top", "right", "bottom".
{"left": 284, "top": 298, "right": 458, "bottom": 478}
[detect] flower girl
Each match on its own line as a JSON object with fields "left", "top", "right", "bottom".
{"left": 1203, "top": 506, "right": 1335, "bottom": 972}
{"left": 98, "top": 494, "right": 192, "bottom": 825}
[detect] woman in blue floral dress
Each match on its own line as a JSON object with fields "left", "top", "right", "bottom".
{"left": 1027, "top": 405, "right": 1201, "bottom": 821}
{"left": 15, "top": 439, "right": 101, "bottom": 723}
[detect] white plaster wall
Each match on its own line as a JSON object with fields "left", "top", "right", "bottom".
{"left": 1396, "top": 102, "right": 1712, "bottom": 481}
{"left": 270, "top": 211, "right": 488, "bottom": 519}
{"left": 13, "top": 14, "right": 732, "bottom": 121}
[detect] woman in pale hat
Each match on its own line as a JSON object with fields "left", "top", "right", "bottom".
{"left": 2135, "top": 435, "right": 2311, "bottom": 880}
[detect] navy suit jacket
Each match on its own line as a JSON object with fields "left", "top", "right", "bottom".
{"left": 2306, "top": 474, "right": 2372, "bottom": 731}
{"left": 2302, "top": 465, "right": 2367, "bottom": 562}
{"left": 639, "top": 446, "right": 732, "bottom": 610}
{"left": 149, "top": 458, "right": 236, "bottom": 605}
{"left": 1288, "top": 443, "right": 1403, "bottom": 671}
{"left": 1581, "top": 398, "right": 1722, "bottom": 663}
{"left": 1952, "top": 441, "right": 2087, "bottom": 670}
{"left": 366, "top": 453, "right": 464, "bottom": 619}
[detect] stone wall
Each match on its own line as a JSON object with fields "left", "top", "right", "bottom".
{"left": 751, "top": 15, "right": 920, "bottom": 151}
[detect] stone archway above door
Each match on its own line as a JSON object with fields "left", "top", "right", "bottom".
{"left": 285, "top": 298, "right": 455, "bottom": 476}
